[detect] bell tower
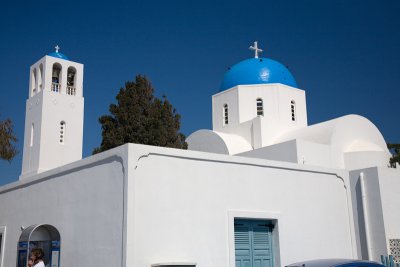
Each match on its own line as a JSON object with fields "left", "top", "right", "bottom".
{"left": 21, "top": 46, "right": 84, "bottom": 179}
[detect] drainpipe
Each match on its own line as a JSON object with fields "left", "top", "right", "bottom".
{"left": 360, "top": 172, "right": 373, "bottom": 260}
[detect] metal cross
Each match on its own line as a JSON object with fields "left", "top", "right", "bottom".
{"left": 55, "top": 45, "right": 60, "bottom": 53}
{"left": 249, "top": 41, "right": 263, "bottom": 58}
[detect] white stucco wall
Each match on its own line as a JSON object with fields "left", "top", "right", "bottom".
{"left": 348, "top": 167, "right": 388, "bottom": 261}
{"left": 296, "top": 139, "right": 332, "bottom": 168}
{"left": 0, "top": 147, "right": 127, "bottom": 267}
{"left": 126, "top": 144, "right": 356, "bottom": 267}
{"left": 378, "top": 167, "right": 400, "bottom": 250}
{"left": 212, "top": 87, "right": 239, "bottom": 129}
{"left": 21, "top": 92, "right": 44, "bottom": 176}
{"left": 6, "top": 143, "right": 390, "bottom": 267}
{"left": 237, "top": 140, "right": 298, "bottom": 163}
{"left": 211, "top": 84, "right": 308, "bottom": 149}
{"left": 277, "top": 115, "right": 391, "bottom": 170}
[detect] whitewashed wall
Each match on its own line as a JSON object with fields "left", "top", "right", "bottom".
{"left": 126, "top": 144, "right": 357, "bottom": 267}
{"left": 0, "top": 148, "right": 126, "bottom": 267}
{"left": 1, "top": 144, "right": 367, "bottom": 267}
{"left": 378, "top": 167, "right": 400, "bottom": 251}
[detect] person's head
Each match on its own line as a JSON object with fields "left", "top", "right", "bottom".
{"left": 30, "top": 248, "right": 44, "bottom": 263}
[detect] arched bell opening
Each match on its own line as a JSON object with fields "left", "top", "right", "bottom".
{"left": 38, "top": 64, "right": 43, "bottom": 91}
{"left": 31, "top": 68, "right": 37, "bottom": 95}
{"left": 51, "top": 63, "right": 62, "bottom": 93}
{"left": 66, "top": 67, "right": 76, "bottom": 95}
{"left": 17, "top": 224, "right": 61, "bottom": 267}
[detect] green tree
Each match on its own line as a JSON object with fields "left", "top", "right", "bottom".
{"left": 93, "top": 75, "right": 187, "bottom": 154}
{"left": 0, "top": 116, "right": 18, "bottom": 161}
{"left": 387, "top": 143, "right": 400, "bottom": 167}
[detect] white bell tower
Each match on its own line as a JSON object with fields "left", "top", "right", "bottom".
{"left": 21, "top": 46, "right": 84, "bottom": 179}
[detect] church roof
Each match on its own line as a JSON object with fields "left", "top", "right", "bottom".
{"left": 48, "top": 51, "right": 69, "bottom": 60}
{"left": 275, "top": 114, "right": 390, "bottom": 154}
{"left": 220, "top": 57, "right": 297, "bottom": 91}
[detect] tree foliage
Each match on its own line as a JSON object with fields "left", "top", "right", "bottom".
{"left": 387, "top": 143, "right": 400, "bottom": 167}
{"left": 93, "top": 75, "right": 187, "bottom": 154}
{"left": 0, "top": 116, "right": 18, "bottom": 162}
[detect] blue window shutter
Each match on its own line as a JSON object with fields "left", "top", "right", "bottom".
{"left": 234, "top": 220, "right": 274, "bottom": 267}
{"left": 252, "top": 222, "right": 273, "bottom": 267}
{"left": 235, "top": 221, "right": 252, "bottom": 267}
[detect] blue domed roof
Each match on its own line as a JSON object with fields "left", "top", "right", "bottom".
{"left": 48, "top": 51, "right": 69, "bottom": 60}
{"left": 220, "top": 57, "right": 297, "bottom": 91}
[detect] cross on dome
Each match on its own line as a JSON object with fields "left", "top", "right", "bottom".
{"left": 249, "top": 41, "right": 263, "bottom": 58}
{"left": 55, "top": 45, "right": 60, "bottom": 53}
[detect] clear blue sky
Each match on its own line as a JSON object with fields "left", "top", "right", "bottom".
{"left": 1, "top": 0, "right": 399, "bottom": 185}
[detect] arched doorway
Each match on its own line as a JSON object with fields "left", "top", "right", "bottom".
{"left": 17, "top": 224, "right": 60, "bottom": 267}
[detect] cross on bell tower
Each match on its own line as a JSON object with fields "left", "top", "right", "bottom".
{"left": 249, "top": 41, "right": 263, "bottom": 58}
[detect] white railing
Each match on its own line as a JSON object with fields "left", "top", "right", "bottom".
{"left": 67, "top": 86, "right": 76, "bottom": 95}
{"left": 51, "top": 82, "right": 60, "bottom": 92}
{"left": 50, "top": 83, "right": 77, "bottom": 95}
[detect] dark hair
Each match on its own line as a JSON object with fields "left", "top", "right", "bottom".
{"left": 31, "top": 247, "right": 44, "bottom": 262}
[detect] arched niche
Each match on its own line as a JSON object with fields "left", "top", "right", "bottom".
{"left": 38, "top": 64, "right": 43, "bottom": 91}
{"left": 17, "top": 224, "right": 61, "bottom": 267}
{"left": 31, "top": 68, "right": 37, "bottom": 95}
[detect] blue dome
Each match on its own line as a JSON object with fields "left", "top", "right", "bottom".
{"left": 220, "top": 58, "right": 297, "bottom": 91}
{"left": 48, "top": 52, "right": 69, "bottom": 60}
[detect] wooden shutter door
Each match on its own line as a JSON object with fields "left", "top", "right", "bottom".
{"left": 234, "top": 219, "right": 274, "bottom": 267}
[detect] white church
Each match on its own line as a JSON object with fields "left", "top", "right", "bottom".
{"left": 0, "top": 43, "right": 399, "bottom": 267}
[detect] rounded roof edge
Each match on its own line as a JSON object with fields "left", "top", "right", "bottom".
{"left": 187, "top": 129, "right": 252, "bottom": 155}
{"left": 275, "top": 114, "right": 391, "bottom": 159}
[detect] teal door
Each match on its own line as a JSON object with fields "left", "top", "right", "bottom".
{"left": 234, "top": 219, "right": 274, "bottom": 267}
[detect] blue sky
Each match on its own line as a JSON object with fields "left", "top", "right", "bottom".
{"left": 1, "top": 0, "right": 399, "bottom": 185}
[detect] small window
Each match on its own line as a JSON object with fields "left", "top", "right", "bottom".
{"left": 223, "top": 104, "right": 228, "bottom": 125}
{"left": 256, "top": 98, "right": 263, "bottom": 116}
{"left": 30, "top": 123, "right": 34, "bottom": 147}
{"left": 60, "top": 121, "right": 66, "bottom": 144}
{"left": 291, "top": 100, "right": 296, "bottom": 121}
